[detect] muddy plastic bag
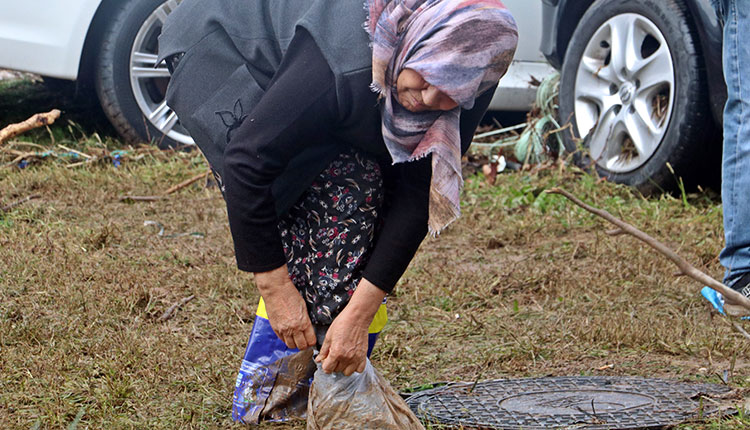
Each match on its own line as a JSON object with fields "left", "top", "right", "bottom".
{"left": 233, "top": 298, "right": 389, "bottom": 424}
{"left": 306, "top": 358, "right": 425, "bottom": 430}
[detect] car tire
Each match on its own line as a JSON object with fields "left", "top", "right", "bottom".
{"left": 559, "top": 0, "right": 714, "bottom": 194}
{"left": 95, "top": 0, "right": 193, "bottom": 148}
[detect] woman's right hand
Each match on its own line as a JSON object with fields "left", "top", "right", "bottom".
{"left": 254, "top": 266, "right": 316, "bottom": 351}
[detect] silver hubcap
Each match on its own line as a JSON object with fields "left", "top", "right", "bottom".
{"left": 129, "top": 0, "right": 194, "bottom": 145}
{"left": 574, "top": 13, "right": 674, "bottom": 173}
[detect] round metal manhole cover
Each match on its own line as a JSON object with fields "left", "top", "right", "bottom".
{"left": 405, "top": 376, "right": 731, "bottom": 429}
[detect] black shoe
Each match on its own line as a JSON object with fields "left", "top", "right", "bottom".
{"left": 729, "top": 272, "right": 750, "bottom": 297}
{"left": 723, "top": 272, "right": 750, "bottom": 317}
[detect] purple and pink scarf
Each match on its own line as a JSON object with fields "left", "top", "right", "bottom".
{"left": 366, "top": 0, "right": 518, "bottom": 233}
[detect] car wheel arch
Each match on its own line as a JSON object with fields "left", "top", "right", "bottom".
{"left": 75, "top": 0, "right": 127, "bottom": 85}
{"left": 554, "top": 0, "right": 596, "bottom": 69}
{"left": 682, "top": 0, "right": 727, "bottom": 125}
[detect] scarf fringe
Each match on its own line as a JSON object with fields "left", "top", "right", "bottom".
{"left": 369, "top": 81, "right": 384, "bottom": 96}
{"left": 428, "top": 214, "right": 458, "bottom": 237}
{"left": 427, "top": 185, "right": 461, "bottom": 237}
{"left": 363, "top": 0, "right": 374, "bottom": 36}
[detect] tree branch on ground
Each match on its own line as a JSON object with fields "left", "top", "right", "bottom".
{"left": 163, "top": 171, "right": 210, "bottom": 195}
{"left": 547, "top": 187, "right": 750, "bottom": 341}
{"left": 158, "top": 295, "right": 195, "bottom": 322}
{"left": 1, "top": 194, "right": 41, "bottom": 213}
{"left": 118, "top": 171, "right": 211, "bottom": 202}
{"left": 0, "top": 110, "right": 61, "bottom": 145}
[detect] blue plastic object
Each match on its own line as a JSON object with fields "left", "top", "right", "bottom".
{"left": 701, "top": 286, "right": 750, "bottom": 320}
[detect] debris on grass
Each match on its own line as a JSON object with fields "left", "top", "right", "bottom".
{"left": 120, "top": 170, "right": 212, "bottom": 202}
{"left": 158, "top": 295, "right": 196, "bottom": 322}
{"left": 1, "top": 141, "right": 180, "bottom": 169}
{"left": 0, "top": 109, "right": 61, "bottom": 145}
{"left": 470, "top": 72, "right": 569, "bottom": 181}
{"left": 143, "top": 220, "right": 205, "bottom": 239}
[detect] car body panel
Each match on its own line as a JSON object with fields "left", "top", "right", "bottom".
{"left": 541, "top": 0, "right": 726, "bottom": 123}
{"left": 0, "top": 0, "right": 102, "bottom": 79}
{"left": 683, "top": 0, "right": 727, "bottom": 124}
{"left": 490, "top": 0, "right": 556, "bottom": 110}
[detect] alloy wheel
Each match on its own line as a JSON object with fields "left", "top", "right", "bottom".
{"left": 573, "top": 13, "right": 674, "bottom": 173}
{"left": 128, "top": 0, "right": 194, "bottom": 145}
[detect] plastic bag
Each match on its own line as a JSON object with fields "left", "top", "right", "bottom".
{"left": 232, "top": 310, "right": 314, "bottom": 424}
{"left": 306, "top": 358, "right": 425, "bottom": 430}
{"left": 233, "top": 298, "right": 390, "bottom": 424}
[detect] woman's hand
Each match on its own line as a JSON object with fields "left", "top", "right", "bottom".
{"left": 315, "top": 278, "right": 386, "bottom": 376}
{"left": 255, "top": 266, "right": 316, "bottom": 351}
{"left": 315, "top": 306, "right": 370, "bottom": 376}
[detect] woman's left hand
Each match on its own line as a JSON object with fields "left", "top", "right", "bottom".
{"left": 315, "top": 306, "right": 370, "bottom": 376}
{"left": 315, "top": 278, "right": 386, "bottom": 376}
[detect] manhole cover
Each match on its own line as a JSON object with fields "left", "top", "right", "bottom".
{"left": 405, "top": 376, "right": 731, "bottom": 429}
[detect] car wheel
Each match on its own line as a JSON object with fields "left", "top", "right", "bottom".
{"left": 95, "top": 0, "right": 194, "bottom": 148}
{"left": 558, "top": 0, "right": 714, "bottom": 193}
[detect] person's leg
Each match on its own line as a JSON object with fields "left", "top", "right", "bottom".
{"left": 719, "top": 0, "right": 750, "bottom": 292}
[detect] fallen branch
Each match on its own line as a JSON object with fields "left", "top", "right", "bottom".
{"left": 158, "top": 295, "right": 195, "bottom": 322}
{"left": 66, "top": 159, "right": 97, "bottom": 169}
{"left": 546, "top": 187, "right": 750, "bottom": 317}
{"left": 119, "top": 170, "right": 211, "bottom": 202}
{"left": 730, "top": 321, "right": 750, "bottom": 340}
{"left": 0, "top": 110, "right": 61, "bottom": 145}
{"left": 3, "top": 148, "right": 30, "bottom": 157}
{"left": 1, "top": 194, "right": 41, "bottom": 212}
{"left": 164, "top": 171, "right": 210, "bottom": 195}
{"left": 119, "top": 195, "right": 165, "bottom": 202}
{"left": 5, "top": 141, "right": 48, "bottom": 151}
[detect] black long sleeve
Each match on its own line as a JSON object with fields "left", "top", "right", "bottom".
{"left": 222, "top": 30, "right": 340, "bottom": 273}
{"left": 222, "top": 28, "right": 494, "bottom": 293}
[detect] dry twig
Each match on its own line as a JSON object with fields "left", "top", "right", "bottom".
{"left": 66, "top": 159, "right": 97, "bottom": 169}
{"left": 547, "top": 187, "right": 750, "bottom": 340}
{"left": 119, "top": 170, "right": 211, "bottom": 202}
{"left": 118, "top": 195, "right": 166, "bottom": 202}
{"left": 58, "top": 144, "right": 93, "bottom": 159}
{"left": 0, "top": 110, "right": 61, "bottom": 145}
{"left": 1, "top": 194, "right": 41, "bottom": 213}
{"left": 164, "top": 171, "right": 210, "bottom": 195}
{"left": 158, "top": 295, "right": 195, "bottom": 322}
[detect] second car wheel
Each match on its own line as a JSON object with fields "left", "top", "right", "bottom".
{"left": 559, "top": 0, "right": 715, "bottom": 193}
{"left": 95, "top": 0, "right": 194, "bottom": 148}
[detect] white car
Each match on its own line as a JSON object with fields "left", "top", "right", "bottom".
{"left": 0, "top": 0, "right": 554, "bottom": 147}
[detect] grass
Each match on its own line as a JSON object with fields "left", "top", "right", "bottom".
{"left": 2, "top": 79, "right": 749, "bottom": 429}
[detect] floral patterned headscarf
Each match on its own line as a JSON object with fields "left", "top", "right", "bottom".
{"left": 366, "top": 0, "right": 518, "bottom": 233}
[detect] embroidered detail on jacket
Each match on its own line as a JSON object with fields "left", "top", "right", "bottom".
{"left": 216, "top": 99, "right": 248, "bottom": 144}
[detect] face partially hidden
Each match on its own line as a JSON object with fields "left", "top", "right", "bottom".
{"left": 396, "top": 68, "right": 459, "bottom": 113}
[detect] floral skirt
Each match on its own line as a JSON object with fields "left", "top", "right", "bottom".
{"left": 278, "top": 148, "right": 384, "bottom": 325}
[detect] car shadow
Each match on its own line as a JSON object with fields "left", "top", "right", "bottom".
{"left": 0, "top": 77, "right": 118, "bottom": 139}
